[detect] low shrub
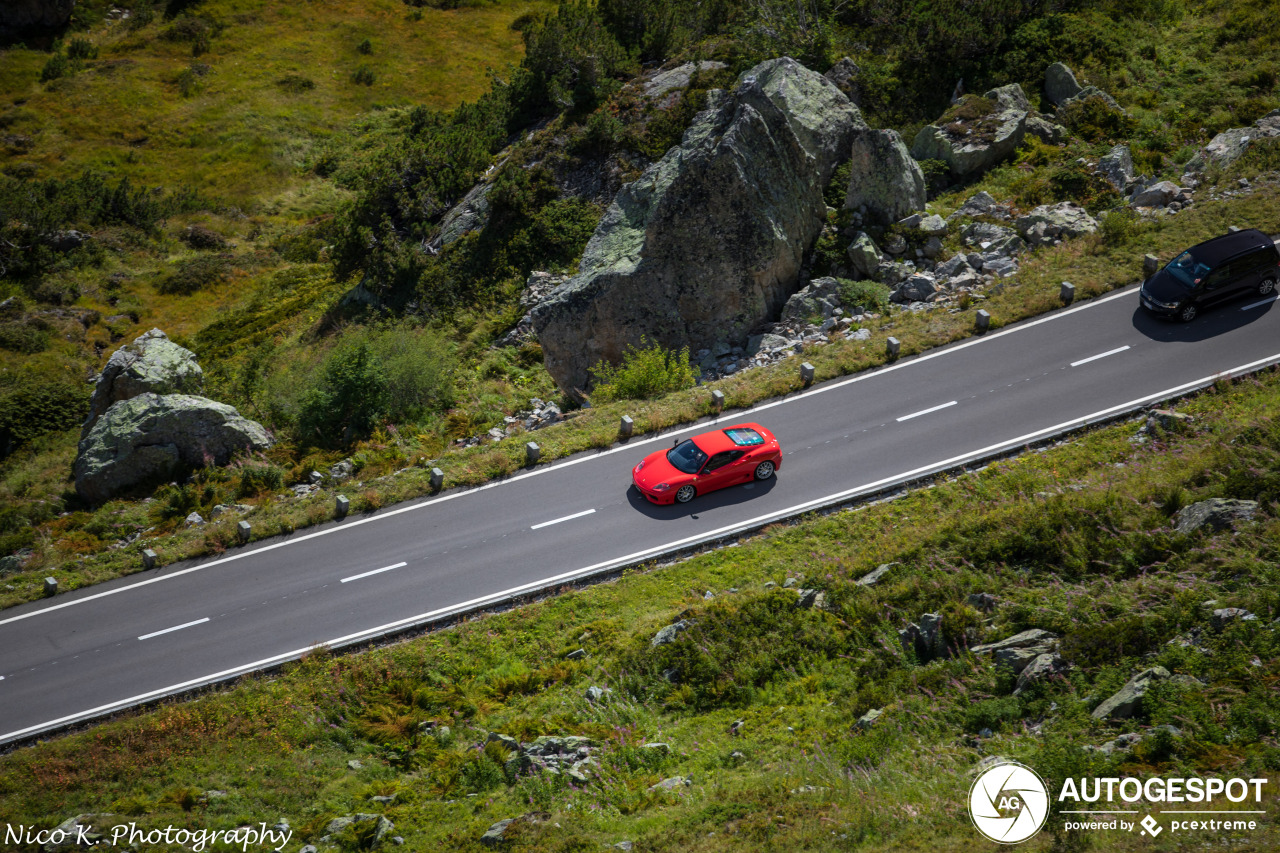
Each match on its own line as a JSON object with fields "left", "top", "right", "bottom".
{"left": 839, "top": 279, "right": 892, "bottom": 312}
{"left": 351, "top": 67, "right": 376, "bottom": 86}
{"left": 589, "top": 338, "right": 699, "bottom": 404}
{"left": 0, "top": 374, "right": 88, "bottom": 458}
{"left": 235, "top": 462, "right": 286, "bottom": 498}
{"left": 1059, "top": 94, "right": 1139, "bottom": 143}
{"left": 156, "top": 255, "right": 232, "bottom": 295}
{"left": 0, "top": 322, "right": 49, "bottom": 354}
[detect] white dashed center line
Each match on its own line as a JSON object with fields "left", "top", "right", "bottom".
{"left": 1070, "top": 345, "right": 1131, "bottom": 367}
{"left": 896, "top": 400, "right": 957, "bottom": 422}
{"left": 138, "top": 618, "right": 209, "bottom": 641}
{"left": 340, "top": 561, "right": 408, "bottom": 584}
{"left": 531, "top": 508, "right": 597, "bottom": 530}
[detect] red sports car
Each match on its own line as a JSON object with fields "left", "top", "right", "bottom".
{"left": 632, "top": 422, "right": 782, "bottom": 505}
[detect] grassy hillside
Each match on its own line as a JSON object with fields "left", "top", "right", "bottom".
{"left": 3, "top": 367, "right": 1280, "bottom": 850}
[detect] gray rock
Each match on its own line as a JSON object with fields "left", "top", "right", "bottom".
{"left": 961, "top": 221, "right": 1019, "bottom": 249}
{"left": 649, "top": 776, "right": 692, "bottom": 791}
{"left": 487, "top": 732, "right": 522, "bottom": 754}
{"left": 480, "top": 818, "right": 515, "bottom": 848}
{"left": 824, "top": 57, "right": 860, "bottom": 104}
{"left": 967, "top": 592, "right": 998, "bottom": 612}
{"left": 651, "top": 619, "right": 693, "bottom": 648}
{"left": 1146, "top": 409, "right": 1193, "bottom": 432}
{"left": 524, "top": 735, "right": 596, "bottom": 756}
{"left": 919, "top": 214, "right": 948, "bottom": 237}
{"left": 184, "top": 511, "right": 204, "bottom": 527}
{"left": 1185, "top": 110, "right": 1280, "bottom": 173}
{"left": 585, "top": 685, "right": 612, "bottom": 704}
{"left": 856, "top": 708, "right": 883, "bottom": 730}
{"left": 1025, "top": 114, "right": 1068, "bottom": 145}
{"left": 643, "top": 742, "right": 672, "bottom": 754}
{"left": 42, "top": 815, "right": 113, "bottom": 852}
{"left": 644, "top": 61, "right": 728, "bottom": 98}
{"left": 1174, "top": 499, "right": 1258, "bottom": 535}
{"left": 901, "top": 612, "right": 948, "bottom": 662}
{"left": 947, "top": 191, "right": 997, "bottom": 221}
{"left": 430, "top": 181, "right": 493, "bottom": 252}
{"left": 844, "top": 128, "right": 925, "bottom": 224}
{"left": 846, "top": 231, "right": 883, "bottom": 279}
{"left": 325, "top": 815, "right": 394, "bottom": 846}
{"left": 0, "top": 0, "right": 74, "bottom": 38}
{"left": 911, "top": 85, "right": 1030, "bottom": 179}
{"left": 892, "top": 273, "right": 938, "bottom": 304}
{"left": 83, "top": 329, "right": 204, "bottom": 438}
{"left": 566, "top": 648, "right": 587, "bottom": 660}
{"left": 0, "top": 554, "right": 24, "bottom": 576}
{"left": 795, "top": 588, "right": 826, "bottom": 609}
{"left": 1130, "top": 181, "right": 1180, "bottom": 208}
{"left": 532, "top": 57, "right": 863, "bottom": 396}
{"left": 347, "top": 760, "right": 363, "bottom": 770}
{"left": 1091, "top": 666, "right": 1171, "bottom": 720}
{"left": 856, "top": 562, "right": 897, "bottom": 586}
{"left": 1058, "top": 85, "right": 1123, "bottom": 116}
{"left": 781, "top": 277, "right": 842, "bottom": 324}
{"left": 1098, "top": 145, "right": 1134, "bottom": 192}
{"left": 1211, "top": 607, "right": 1257, "bottom": 630}
{"left": 1015, "top": 653, "right": 1068, "bottom": 694}
{"left": 971, "top": 629, "right": 1060, "bottom": 675}
{"left": 614, "top": 842, "right": 635, "bottom": 852}
{"left": 1015, "top": 201, "right": 1099, "bottom": 247}
{"left": 1044, "top": 62, "right": 1083, "bottom": 106}
{"left": 74, "top": 394, "right": 273, "bottom": 504}
{"left": 934, "top": 255, "right": 974, "bottom": 279}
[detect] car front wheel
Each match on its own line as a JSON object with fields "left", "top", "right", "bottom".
{"left": 754, "top": 460, "right": 776, "bottom": 481}
{"left": 1178, "top": 302, "right": 1198, "bottom": 322}
{"left": 675, "top": 484, "right": 696, "bottom": 503}
{"left": 1260, "top": 277, "right": 1276, "bottom": 296}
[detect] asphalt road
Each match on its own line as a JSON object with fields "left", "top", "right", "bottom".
{"left": 4, "top": 282, "right": 1280, "bottom": 745}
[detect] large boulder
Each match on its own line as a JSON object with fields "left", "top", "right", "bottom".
{"left": 843, "top": 128, "right": 924, "bottom": 224}
{"left": 1174, "top": 499, "right": 1258, "bottom": 535}
{"left": 846, "top": 231, "right": 883, "bottom": 279}
{"left": 82, "top": 329, "right": 204, "bottom": 438}
{"left": 1091, "top": 666, "right": 1170, "bottom": 720}
{"left": 971, "top": 628, "right": 1060, "bottom": 675}
{"left": 1014, "top": 201, "right": 1099, "bottom": 247}
{"left": 910, "top": 85, "right": 1030, "bottom": 180}
{"left": 824, "top": 57, "right": 861, "bottom": 105}
{"left": 0, "top": 0, "right": 74, "bottom": 39}
{"left": 1184, "top": 110, "right": 1280, "bottom": 174}
{"left": 428, "top": 182, "right": 493, "bottom": 252}
{"left": 781, "top": 277, "right": 842, "bottom": 324}
{"left": 1044, "top": 62, "right": 1083, "bottom": 107}
{"left": 531, "top": 58, "right": 863, "bottom": 396}
{"left": 1129, "top": 181, "right": 1180, "bottom": 208}
{"left": 1097, "top": 144, "right": 1134, "bottom": 192}
{"left": 74, "top": 394, "right": 273, "bottom": 504}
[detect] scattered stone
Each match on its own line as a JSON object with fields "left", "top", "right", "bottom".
{"left": 1185, "top": 110, "right": 1280, "bottom": 173}
{"left": 650, "top": 776, "right": 693, "bottom": 792}
{"left": 856, "top": 708, "right": 883, "bottom": 730}
{"left": 1174, "top": 499, "right": 1258, "bottom": 535}
{"left": 1211, "top": 608, "right": 1258, "bottom": 630}
{"left": 566, "top": 648, "right": 587, "bottom": 660}
{"left": 347, "top": 760, "right": 363, "bottom": 770}
{"left": 795, "top": 588, "right": 826, "bottom": 610}
{"left": 783, "top": 577, "right": 799, "bottom": 588}
{"left": 324, "top": 815, "right": 394, "bottom": 847}
{"left": 1091, "top": 666, "right": 1171, "bottom": 720}
{"left": 947, "top": 191, "right": 997, "bottom": 221}
{"left": 480, "top": 818, "right": 515, "bottom": 848}
{"left": 854, "top": 563, "right": 896, "bottom": 587}
{"left": 614, "top": 842, "right": 634, "bottom": 852}
{"left": 966, "top": 592, "right": 997, "bottom": 612}
{"left": 844, "top": 128, "right": 925, "bottom": 224}
{"left": 650, "top": 619, "right": 693, "bottom": 648}
{"left": 1130, "top": 181, "right": 1180, "bottom": 208}
{"left": 1015, "top": 201, "right": 1099, "bottom": 247}
{"left": 1145, "top": 409, "right": 1194, "bottom": 433}
{"left": 184, "top": 512, "right": 204, "bottom": 527}
{"left": 971, "top": 629, "right": 1060, "bottom": 675}
{"left": 643, "top": 60, "right": 728, "bottom": 98}
{"left": 585, "top": 685, "right": 613, "bottom": 704}
{"left": 781, "top": 277, "right": 843, "bottom": 324}
{"left": 1015, "top": 653, "right": 1068, "bottom": 694}
{"left": 1097, "top": 145, "right": 1134, "bottom": 192}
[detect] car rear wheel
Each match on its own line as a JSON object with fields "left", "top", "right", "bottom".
{"left": 675, "top": 484, "right": 696, "bottom": 503}
{"left": 754, "top": 460, "right": 776, "bottom": 481}
{"left": 1178, "top": 302, "right": 1198, "bottom": 322}
{"left": 1260, "top": 277, "right": 1276, "bottom": 296}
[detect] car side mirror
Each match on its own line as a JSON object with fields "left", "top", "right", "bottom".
{"left": 673, "top": 438, "right": 679, "bottom": 447}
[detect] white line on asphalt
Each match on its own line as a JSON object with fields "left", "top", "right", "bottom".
{"left": 1242, "top": 295, "right": 1279, "bottom": 311}
{"left": 10, "top": 349, "right": 1279, "bottom": 746}
{"left": 138, "top": 618, "right": 209, "bottom": 641}
{"left": 530, "top": 508, "right": 596, "bottom": 530}
{"left": 340, "top": 562, "right": 408, "bottom": 584}
{"left": 1070, "top": 345, "right": 1131, "bottom": 367}
{"left": 896, "top": 401, "right": 957, "bottom": 422}
{"left": 0, "top": 284, "right": 1148, "bottom": 630}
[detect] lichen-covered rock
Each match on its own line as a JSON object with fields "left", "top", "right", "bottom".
{"left": 1025, "top": 114, "right": 1069, "bottom": 145}
{"left": 1098, "top": 145, "right": 1134, "bottom": 192}
{"left": 1014, "top": 201, "right": 1099, "bottom": 247}
{"left": 846, "top": 231, "right": 883, "bottom": 279}
{"left": 1184, "top": 110, "right": 1280, "bottom": 174}
{"left": 531, "top": 57, "right": 863, "bottom": 396}
{"left": 781, "top": 277, "right": 842, "bottom": 324}
{"left": 644, "top": 60, "right": 728, "bottom": 98}
{"left": 844, "top": 128, "right": 924, "bottom": 224}
{"left": 1129, "top": 180, "right": 1180, "bottom": 208}
{"left": 1091, "top": 666, "right": 1170, "bottom": 720}
{"left": 1044, "top": 62, "right": 1083, "bottom": 107}
{"left": 0, "top": 0, "right": 74, "bottom": 38}
{"left": 83, "top": 329, "right": 204, "bottom": 437}
{"left": 429, "top": 182, "right": 492, "bottom": 252}
{"left": 74, "top": 394, "right": 273, "bottom": 504}
{"left": 1174, "top": 499, "right": 1258, "bottom": 535}
{"left": 911, "top": 85, "right": 1030, "bottom": 179}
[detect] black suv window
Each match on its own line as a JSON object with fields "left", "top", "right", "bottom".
{"left": 1239, "top": 249, "right": 1273, "bottom": 275}
{"left": 1167, "top": 252, "right": 1211, "bottom": 287}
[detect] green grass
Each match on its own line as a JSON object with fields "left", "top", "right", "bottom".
{"left": 5, "top": 364, "right": 1280, "bottom": 850}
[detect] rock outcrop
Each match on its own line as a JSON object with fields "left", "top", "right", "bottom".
{"left": 531, "top": 57, "right": 863, "bottom": 396}
{"left": 1174, "top": 499, "right": 1259, "bottom": 535}
{"left": 74, "top": 394, "right": 273, "bottom": 504}
{"left": 1044, "top": 62, "right": 1083, "bottom": 107}
{"left": 1014, "top": 201, "right": 1099, "bottom": 247}
{"left": 0, "top": 0, "right": 74, "bottom": 39}
{"left": 1184, "top": 110, "right": 1280, "bottom": 174}
{"left": 1091, "top": 666, "right": 1170, "bottom": 720}
{"left": 644, "top": 61, "right": 728, "bottom": 98}
{"left": 910, "top": 85, "right": 1030, "bottom": 180}
{"left": 1097, "top": 145, "right": 1134, "bottom": 192}
{"left": 843, "top": 128, "right": 924, "bottom": 224}
{"left": 82, "top": 329, "right": 204, "bottom": 438}
{"left": 824, "top": 57, "right": 860, "bottom": 105}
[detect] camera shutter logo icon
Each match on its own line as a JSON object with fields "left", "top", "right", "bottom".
{"left": 968, "top": 761, "right": 1051, "bottom": 844}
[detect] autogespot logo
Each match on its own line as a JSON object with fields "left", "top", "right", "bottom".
{"left": 969, "top": 761, "right": 1051, "bottom": 844}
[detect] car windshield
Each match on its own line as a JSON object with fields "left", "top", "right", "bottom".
{"left": 666, "top": 439, "right": 709, "bottom": 474}
{"left": 1165, "top": 251, "right": 1212, "bottom": 288}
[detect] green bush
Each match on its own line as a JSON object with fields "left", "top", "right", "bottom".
{"left": 275, "top": 74, "right": 315, "bottom": 93}
{"left": 0, "top": 374, "right": 88, "bottom": 459}
{"left": 589, "top": 338, "right": 699, "bottom": 403}
{"left": 1058, "top": 95, "right": 1139, "bottom": 143}
{"left": 1098, "top": 208, "right": 1140, "bottom": 246}
{"left": 40, "top": 54, "right": 71, "bottom": 83}
{"left": 357, "top": 38, "right": 373, "bottom": 55}
{"left": 235, "top": 462, "right": 286, "bottom": 498}
{"left": 66, "top": 37, "right": 99, "bottom": 61}
{"left": 298, "top": 340, "right": 389, "bottom": 446}
{"left": 838, "top": 278, "right": 892, "bottom": 312}
{"left": 0, "top": 322, "right": 49, "bottom": 354}
{"left": 156, "top": 255, "right": 232, "bottom": 295}
{"left": 351, "top": 66, "right": 376, "bottom": 86}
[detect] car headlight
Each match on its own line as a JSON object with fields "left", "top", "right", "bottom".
{"left": 634, "top": 460, "right": 645, "bottom": 473}
{"left": 654, "top": 483, "right": 672, "bottom": 491}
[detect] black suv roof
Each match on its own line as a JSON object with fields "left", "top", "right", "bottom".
{"left": 1188, "top": 228, "right": 1276, "bottom": 268}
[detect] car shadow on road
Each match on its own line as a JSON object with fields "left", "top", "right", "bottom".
{"left": 626, "top": 476, "right": 779, "bottom": 519}
{"left": 1131, "top": 296, "right": 1274, "bottom": 343}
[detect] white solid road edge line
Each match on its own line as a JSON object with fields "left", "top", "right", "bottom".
{"left": 1071, "top": 345, "right": 1131, "bottom": 368}
{"left": 1242, "top": 295, "right": 1279, "bottom": 311}
{"left": 340, "top": 562, "right": 408, "bottom": 584}
{"left": 7, "top": 348, "right": 1278, "bottom": 746}
{"left": 530, "top": 508, "right": 596, "bottom": 530}
{"left": 0, "top": 284, "right": 1149, "bottom": 630}
{"left": 896, "top": 400, "right": 957, "bottom": 422}
{"left": 137, "top": 617, "right": 209, "bottom": 641}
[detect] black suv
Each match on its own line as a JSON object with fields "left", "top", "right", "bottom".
{"left": 1140, "top": 228, "right": 1280, "bottom": 322}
